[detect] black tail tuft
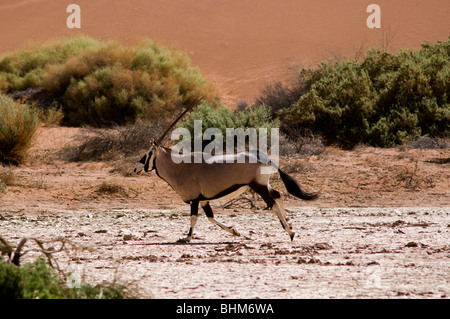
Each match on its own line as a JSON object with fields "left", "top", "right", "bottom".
{"left": 278, "top": 169, "right": 318, "bottom": 200}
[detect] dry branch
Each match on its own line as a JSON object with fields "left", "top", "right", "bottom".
{"left": 0, "top": 235, "right": 91, "bottom": 282}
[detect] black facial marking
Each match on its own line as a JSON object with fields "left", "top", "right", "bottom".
{"left": 142, "top": 151, "right": 153, "bottom": 172}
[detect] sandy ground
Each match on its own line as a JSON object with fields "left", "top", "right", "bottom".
{"left": 1, "top": 127, "right": 449, "bottom": 298}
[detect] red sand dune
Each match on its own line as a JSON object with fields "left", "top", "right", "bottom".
{"left": 0, "top": 0, "right": 449, "bottom": 106}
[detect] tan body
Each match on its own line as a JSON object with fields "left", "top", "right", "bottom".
{"left": 154, "top": 147, "right": 270, "bottom": 203}
{"left": 136, "top": 143, "right": 317, "bottom": 242}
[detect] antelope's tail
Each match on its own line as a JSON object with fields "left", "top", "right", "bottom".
{"left": 255, "top": 150, "right": 318, "bottom": 200}
{"left": 278, "top": 169, "right": 318, "bottom": 200}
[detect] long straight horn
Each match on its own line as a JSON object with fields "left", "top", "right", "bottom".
{"left": 156, "top": 96, "right": 203, "bottom": 145}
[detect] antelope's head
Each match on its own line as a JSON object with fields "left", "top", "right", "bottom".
{"left": 134, "top": 141, "right": 158, "bottom": 174}
{"left": 133, "top": 97, "right": 203, "bottom": 175}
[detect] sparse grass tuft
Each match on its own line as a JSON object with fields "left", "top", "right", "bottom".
{"left": 0, "top": 94, "right": 40, "bottom": 164}
{"left": 278, "top": 129, "right": 325, "bottom": 157}
{"left": 63, "top": 121, "right": 163, "bottom": 162}
{"left": 38, "top": 103, "right": 64, "bottom": 127}
{"left": 407, "top": 136, "right": 450, "bottom": 149}
{"left": 0, "top": 170, "right": 15, "bottom": 194}
{"left": 391, "top": 161, "right": 434, "bottom": 190}
{"left": 95, "top": 181, "right": 126, "bottom": 195}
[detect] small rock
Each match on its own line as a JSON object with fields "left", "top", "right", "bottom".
{"left": 123, "top": 234, "right": 134, "bottom": 241}
{"left": 225, "top": 244, "right": 237, "bottom": 251}
{"left": 260, "top": 243, "right": 273, "bottom": 249}
{"left": 308, "top": 257, "right": 321, "bottom": 264}
{"left": 345, "top": 261, "right": 355, "bottom": 266}
{"left": 314, "top": 243, "right": 332, "bottom": 250}
{"left": 367, "top": 261, "right": 380, "bottom": 266}
{"left": 396, "top": 291, "right": 410, "bottom": 296}
{"left": 406, "top": 241, "right": 418, "bottom": 247}
{"left": 392, "top": 220, "right": 405, "bottom": 227}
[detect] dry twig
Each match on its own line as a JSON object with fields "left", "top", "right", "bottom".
{"left": 0, "top": 235, "right": 91, "bottom": 282}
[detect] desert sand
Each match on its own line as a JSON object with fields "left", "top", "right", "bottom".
{"left": 1, "top": 126, "right": 449, "bottom": 298}
{"left": 1, "top": 1, "right": 449, "bottom": 299}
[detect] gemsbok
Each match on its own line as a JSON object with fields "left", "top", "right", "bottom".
{"left": 134, "top": 98, "right": 317, "bottom": 242}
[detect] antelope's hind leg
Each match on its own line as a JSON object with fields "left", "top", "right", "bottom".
{"left": 250, "top": 182, "right": 295, "bottom": 240}
{"left": 202, "top": 202, "right": 240, "bottom": 237}
{"left": 272, "top": 194, "right": 295, "bottom": 241}
{"left": 177, "top": 200, "right": 199, "bottom": 243}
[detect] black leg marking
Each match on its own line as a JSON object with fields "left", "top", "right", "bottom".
{"left": 177, "top": 199, "right": 199, "bottom": 243}
{"left": 249, "top": 181, "right": 276, "bottom": 208}
{"left": 202, "top": 201, "right": 214, "bottom": 218}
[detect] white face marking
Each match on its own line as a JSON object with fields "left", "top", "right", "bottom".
{"left": 135, "top": 145, "right": 156, "bottom": 174}
{"left": 146, "top": 151, "right": 156, "bottom": 171}
{"left": 134, "top": 157, "right": 146, "bottom": 174}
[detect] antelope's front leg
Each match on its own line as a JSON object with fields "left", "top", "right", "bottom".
{"left": 177, "top": 200, "right": 199, "bottom": 243}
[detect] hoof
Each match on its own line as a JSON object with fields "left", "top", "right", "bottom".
{"left": 230, "top": 227, "right": 240, "bottom": 237}
{"left": 177, "top": 237, "right": 191, "bottom": 243}
{"left": 290, "top": 232, "right": 296, "bottom": 241}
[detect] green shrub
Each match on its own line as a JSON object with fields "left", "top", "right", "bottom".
{"left": 256, "top": 73, "right": 309, "bottom": 118}
{"left": 0, "top": 94, "right": 40, "bottom": 164}
{"left": 0, "top": 259, "right": 134, "bottom": 299}
{"left": 0, "top": 37, "right": 216, "bottom": 127}
{"left": 177, "top": 101, "right": 279, "bottom": 152}
{"left": 274, "top": 38, "right": 450, "bottom": 147}
{"left": 0, "top": 36, "right": 98, "bottom": 92}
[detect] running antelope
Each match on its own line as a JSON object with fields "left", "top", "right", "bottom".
{"left": 134, "top": 97, "right": 317, "bottom": 242}
{"left": 134, "top": 143, "right": 317, "bottom": 242}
